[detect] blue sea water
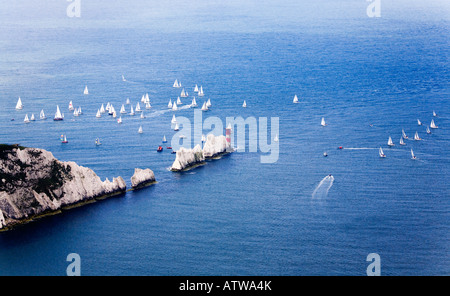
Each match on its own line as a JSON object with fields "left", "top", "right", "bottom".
{"left": 0, "top": 0, "right": 449, "bottom": 275}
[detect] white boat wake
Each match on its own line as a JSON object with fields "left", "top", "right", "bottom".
{"left": 312, "top": 175, "right": 334, "bottom": 198}
{"left": 147, "top": 105, "right": 191, "bottom": 118}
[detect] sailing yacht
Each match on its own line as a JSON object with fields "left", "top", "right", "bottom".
{"left": 54, "top": 105, "right": 64, "bottom": 121}
{"left": 433, "top": 110, "right": 437, "bottom": 117}
{"left": 194, "top": 84, "right": 199, "bottom": 92}
{"left": 399, "top": 137, "right": 406, "bottom": 146}
{"left": 140, "top": 112, "right": 145, "bottom": 119}
{"left": 130, "top": 105, "right": 135, "bottom": 116}
{"left": 126, "top": 98, "right": 130, "bottom": 105}
{"left": 30, "top": 114, "right": 36, "bottom": 121}
{"left": 141, "top": 95, "right": 145, "bottom": 103}
{"left": 84, "top": 86, "right": 89, "bottom": 95}
{"left": 171, "top": 114, "right": 177, "bottom": 124}
{"left": 379, "top": 147, "right": 386, "bottom": 158}
{"left": 145, "top": 93, "right": 150, "bottom": 103}
{"left": 117, "top": 116, "right": 122, "bottom": 124}
{"left": 201, "top": 101, "right": 208, "bottom": 111}
{"left": 168, "top": 99, "right": 173, "bottom": 109}
{"left": 174, "top": 123, "right": 179, "bottom": 131}
{"left": 414, "top": 131, "right": 421, "bottom": 141}
{"left": 122, "top": 75, "right": 126, "bottom": 82}
{"left": 77, "top": 106, "right": 82, "bottom": 115}
{"left": 138, "top": 126, "right": 143, "bottom": 134}
{"left": 191, "top": 97, "right": 197, "bottom": 107}
{"left": 274, "top": 135, "right": 279, "bottom": 142}
{"left": 411, "top": 149, "right": 416, "bottom": 160}
{"left": 387, "top": 136, "right": 395, "bottom": 147}
{"left": 417, "top": 119, "right": 422, "bottom": 126}
{"left": 24, "top": 114, "right": 30, "bottom": 123}
{"left": 206, "top": 99, "right": 212, "bottom": 108}
{"left": 242, "top": 100, "right": 247, "bottom": 108}
{"left": 96, "top": 109, "right": 101, "bottom": 118}
{"left": 426, "top": 126, "right": 431, "bottom": 134}
{"left": 180, "top": 89, "right": 188, "bottom": 98}
{"left": 177, "top": 97, "right": 182, "bottom": 105}
{"left": 293, "top": 95, "right": 299, "bottom": 103}
{"left": 198, "top": 86, "right": 204, "bottom": 97}
{"left": 321, "top": 117, "right": 327, "bottom": 127}
{"left": 73, "top": 108, "right": 79, "bottom": 117}
{"left": 145, "top": 102, "right": 151, "bottom": 109}
{"left": 430, "top": 119, "right": 438, "bottom": 129}
{"left": 40, "top": 110, "right": 46, "bottom": 120}
{"left": 162, "top": 135, "right": 167, "bottom": 143}
{"left": 135, "top": 102, "right": 142, "bottom": 112}
{"left": 120, "top": 105, "right": 127, "bottom": 114}
{"left": 68, "top": 101, "right": 74, "bottom": 111}
{"left": 173, "top": 80, "right": 179, "bottom": 88}
{"left": 402, "top": 129, "right": 408, "bottom": 139}
{"left": 61, "top": 135, "right": 68, "bottom": 144}
{"left": 15, "top": 97, "right": 23, "bottom": 110}
{"left": 172, "top": 102, "right": 178, "bottom": 111}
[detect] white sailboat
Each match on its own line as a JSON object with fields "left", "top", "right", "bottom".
{"left": 108, "top": 105, "right": 115, "bottom": 115}
{"left": 15, "top": 97, "right": 23, "bottom": 110}
{"left": 191, "top": 97, "right": 197, "bottom": 107}
{"left": 430, "top": 119, "right": 438, "bottom": 129}
{"left": 140, "top": 112, "right": 145, "bottom": 119}
{"left": 40, "top": 110, "right": 46, "bottom": 120}
{"left": 84, "top": 85, "right": 89, "bottom": 95}
{"left": 112, "top": 110, "right": 117, "bottom": 118}
{"left": 399, "top": 137, "right": 406, "bottom": 146}
{"left": 177, "top": 96, "right": 182, "bottom": 105}
{"left": 77, "top": 106, "right": 82, "bottom": 115}
{"left": 122, "top": 75, "right": 126, "bottom": 82}
{"left": 96, "top": 109, "right": 101, "bottom": 118}
{"left": 426, "top": 126, "right": 431, "bottom": 134}
{"left": 321, "top": 117, "right": 327, "bottom": 127}
{"left": 206, "top": 99, "right": 212, "bottom": 108}
{"left": 130, "top": 105, "right": 135, "bottom": 116}
{"left": 54, "top": 105, "right": 63, "bottom": 121}
{"left": 24, "top": 114, "right": 30, "bottom": 123}
{"left": 138, "top": 126, "right": 143, "bottom": 134}
{"left": 73, "top": 108, "right": 79, "bottom": 116}
{"left": 141, "top": 94, "right": 145, "bottom": 103}
{"left": 145, "top": 93, "right": 150, "bottom": 103}
{"left": 198, "top": 86, "right": 204, "bottom": 97}
{"left": 162, "top": 135, "right": 167, "bottom": 143}
{"left": 68, "top": 101, "right": 74, "bottom": 111}
{"left": 172, "top": 102, "right": 178, "bottom": 111}
{"left": 173, "top": 79, "right": 179, "bottom": 88}
{"left": 242, "top": 100, "right": 247, "bottom": 108}
{"left": 30, "top": 114, "right": 35, "bottom": 121}
{"left": 414, "top": 131, "right": 421, "bottom": 141}
{"left": 120, "top": 104, "right": 127, "bottom": 114}
{"left": 126, "top": 98, "right": 130, "bottom": 105}
{"left": 417, "top": 119, "right": 422, "bottom": 126}
{"left": 168, "top": 99, "right": 173, "bottom": 109}
{"left": 174, "top": 123, "right": 179, "bottom": 131}
{"left": 105, "top": 103, "right": 110, "bottom": 112}
{"left": 274, "top": 134, "right": 279, "bottom": 142}
{"left": 171, "top": 114, "right": 177, "bottom": 124}
{"left": 379, "top": 147, "right": 386, "bottom": 158}
{"left": 180, "top": 89, "right": 188, "bottom": 98}
{"left": 201, "top": 101, "right": 208, "bottom": 111}
{"left": 411, "top": 149, "right": 416, "bottom": 160}
{"left": 194, "top": 84, "right": 199, "bottom": 92}
{"left": 145, "top": 102, "right": 151, "bottom": 109}
{"left": 387, "top": 136, "right": 394, "bottom": 147}
{"left": 117, "top": 116, "right": 122, "bottom": 124}
{"left": 402, "top": 129, "right": 408, "bottom": 139}
{"left": 433, "top": 110, "right": 437, "bottom": 117}
{"left": 135, "top": 102, "right": 142, "bottom": 112}
{"left": 293, "top": 95, "right": 299, "bottom": 103}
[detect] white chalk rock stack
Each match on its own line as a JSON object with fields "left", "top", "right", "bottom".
{"left": 131, "top": 168, "right": 156, "bottom": 188}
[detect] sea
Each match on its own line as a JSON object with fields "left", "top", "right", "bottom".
{"left": 0, "top": 0, "right": 449, "bottom": 275}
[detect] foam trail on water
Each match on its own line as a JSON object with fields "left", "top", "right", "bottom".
{"left": 312, "top": 175, "right": 334, "bottom": 198}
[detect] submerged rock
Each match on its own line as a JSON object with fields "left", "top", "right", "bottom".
{"left": 0, "top": 145, "right": 126, "bottom": 230}
{"left": 130, "top": 168, "right": 156, "bottom": 189}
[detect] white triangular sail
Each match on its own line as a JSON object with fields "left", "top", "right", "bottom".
{"left": 388, "top": 136, "right": 394, "bottom": 146}
{"left": 138, "top": 126, "right": 143, "bottom": 134}
{"left": 135, "top": 102, "right": 142, "bottom": 112}
{"left": 168, "top": 99, "right": 173, "bottom": 109}
{"left": 68, "top": 101, "right": 74, "bottom": 111}
{"left": 173, "top": 79, "right": 179, "bottom": 88}
{"left": 126, "top": 98, "right": 130, "bottom": 105}
{"left": 417, "top": 119, "right": 422, "bottom": 126}
{"left": 379, "top": 147, "right": 385, "bottom": 158}
{"left": 194, "top": 84, "right": 199, "bottom": 92}
{"left": 30, "top": 114, "right": 35, "bottom": 121}
{"left": 84, "top": 85, "right": 89, "bottom": 95}
{"left": 78, "top": 106, "right": 82, "bottom": 115}
{"left": 162, "top": 135, "right": 167, "bottom": 143}
{"left": 105, "top": 102, "right": 110, "bottom": 112}
{"left": 96, "top": 109, "right": 101, "bottom": 118}
{"left": 414, "top": 131, "right": 421, "bottom": 141}
{"left": 140, "top": 112, "right": 145, "bottom": 119}
{"left": 411, "top": 149, "right": 416, "bottom": 159}
{"left": 145, "top": 93, "right": 150, "bottom": 103}
{"left": 171, "top": 114, "right": 177, "bottom": 124}
{"left": 141, "top": 94, "right": 145, "bottom": 103}
{"left": 402, "top": 129, "right": 408, "bottom": 139}
{"left": 24, "top": 114, "right": 30, "bottom": 123}
{"left": 274, "top": 134, "right": 279, "bottom": 142}
{"left": 293, "top": 95, "right": 299, "bottom": 103}
{"left": 426, "top": 126, "right": 431, "bottom": 134}
{"left": 177, "top": 96, "right": 182, "bottom": 105}
{"left": 172, "top": 102, "right": 178, "bottom": 111}
{"left": 73, "top": 108, "right": 79, "bottom": 116}
{"left": 54, "top": 105, "right": 63, "bottom": 120}
{"left": 191, "top": 97, "right": 197, "bottom": 107}
{"left": 433, "top": 110, "right": 437, "bottom": 117}
{"left": 145, "top": 102, "right": 151, "bottom": 109}
{"left": 174, "top": 123, "right": 179, "bottom": 131}
{"left": 201, "top": 101, "right": 208, "bottom": 111}
{"left": 180, "top": 89, "right": 187, "bottom": 98}
{"left": 321, "top": 117, "right": 326, "bottom": 126}
{"left": 120, "top": 104, "right": 126, "bottom": 114}
{"left": 430, "top": 119, "right": 438, "bottom": 129}
{"left": 117, "top": 116, "right": 122, "bottom": 124}
{"left": 399, "top": 137, "right": 405, "bottom": 145}
{"left": 122, "top": 75, "right": 126, "bottom": 82}
{"left": 130, "top": 105, "right": 135, "bottom": 116}
{"left": 206, "top": 99, "right": 211, "bottom": 108}
{"left": 242, "top": 100, "right": 247, "bottom": 108}
{"left": 40, "top": 109, "right": 46, "bottom": 120}
{"left": 198, "top": 86, "right": 204, "bottom": 97}
{"left": 16, "top": 97, "right": 23, "bottom": 110}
